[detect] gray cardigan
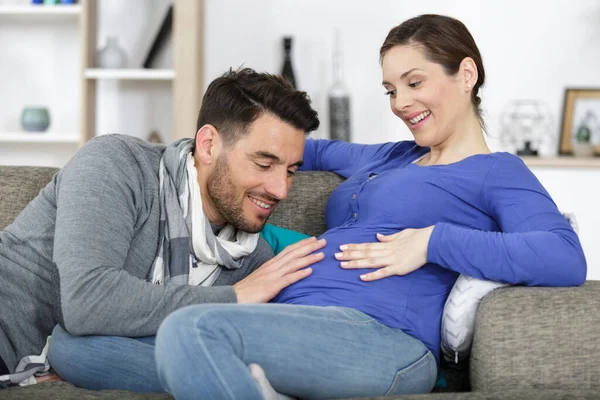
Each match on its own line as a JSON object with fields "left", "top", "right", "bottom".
{"left": 0, "top": 134, "right": 273, "bottom": 372}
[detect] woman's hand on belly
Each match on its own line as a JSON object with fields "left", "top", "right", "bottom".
{"left": 335, "top": 226, "right": 435, "bottom": 281}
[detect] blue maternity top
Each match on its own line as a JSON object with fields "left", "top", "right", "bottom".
{"left": 273, "top": 139, "right": 586, "bottom": 363}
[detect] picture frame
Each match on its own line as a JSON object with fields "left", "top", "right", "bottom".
{"left": 559, "top": 88, "right": 600, "bottom": 155}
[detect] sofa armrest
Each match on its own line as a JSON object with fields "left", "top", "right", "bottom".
{"left": 470, "top": 281, "right": 600, "bottom": 391}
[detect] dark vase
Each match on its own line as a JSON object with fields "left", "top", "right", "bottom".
{"left": 281, "top": 37, "right": 296, "bottom": 89}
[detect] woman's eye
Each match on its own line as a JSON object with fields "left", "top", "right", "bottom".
{"left": 384, "top": 90, "right": 396, "bottom": 97}
{"left": 409, "top": 81, "right": 421, "bottom": 88}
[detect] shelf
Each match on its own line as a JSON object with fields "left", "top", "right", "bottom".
{"left": 0, "top": 132, "right": 80, "bottom": 144}
{"left": 521, "top": 156, "right": 600, "bottom": 168}
{"left": 85, "top": 69, "right": 175, "bottom": 81}
{"left": 0, "top": 4, "right": 81, "bottom": 16}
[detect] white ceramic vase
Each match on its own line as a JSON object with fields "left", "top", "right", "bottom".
{"left": 97, "top": 37, "right": 127, "bottom": 69}
{"left": 572, "top": 141, "right": 594, "bottom": 158}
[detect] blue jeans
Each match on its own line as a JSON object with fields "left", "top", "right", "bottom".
{"left": 155, "top": 304, "right": 437, "bottom": 400}
{"left": 48, "top": 325, "right": 163, "bottom": 392}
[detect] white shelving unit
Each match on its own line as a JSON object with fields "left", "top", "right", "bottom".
{"left": 0, "top": 0, "right": 203, "bottom": 164}
{"left": 0, "top": 4, "right": 81, "bottom": 15}
{"left": 521, "top": 156, "right": 600, "bottom": 168}
{"left": 0, "top": 132, "right": 80, "bottom": 144}
{"left": 0, "top": 2, "right": 81, "bottom": 160}
{"left": 81, "top": 0, "right": 204, "bottom": 143}
{"left": 84, "top": 68, "right": 175, "bottom": 80}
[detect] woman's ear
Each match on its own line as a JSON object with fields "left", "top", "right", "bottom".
{"left": 461, "top": 57, "right": 478, "bottom": 92}
{"left": 194, "top": 124, "right": 221, "bottom": 165}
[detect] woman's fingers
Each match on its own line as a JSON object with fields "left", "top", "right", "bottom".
{"left": 339, "top": 241, "right": 387, "bottom": 252}
{"left": 338, "top": 254, "right": 389, "bottom": 269}
{"left": 359, "top": 267, "right": 397, "bottom": 281}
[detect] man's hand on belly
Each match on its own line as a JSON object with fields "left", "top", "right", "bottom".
{"left": 234, "top": 237, "right": 327, "bottom": 303}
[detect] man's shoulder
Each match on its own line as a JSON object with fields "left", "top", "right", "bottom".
{"left": 83, "top": 134, "right": 165, "bottom": 157}
{"left": 66, "top": 134, "right": 164, "bottom": 174}
{"left": 54, "top": 134, "right": 165, "bottom": 194}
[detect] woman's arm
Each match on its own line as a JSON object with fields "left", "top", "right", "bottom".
{"left": 428, "top": 156, "right": 586, "bottom": 286}
{"left": 300, "top": 139, "right": 412, "bottom": 177}
{"left": 336, "top": 155, "right": 586, "bottom": 286}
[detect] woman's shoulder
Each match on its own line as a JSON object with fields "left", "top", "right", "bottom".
{"left": 484, "top": 152, "right": 530, "bottom": 172}
{"left": 482, "top": 152, "right": 544, "bottom": 193}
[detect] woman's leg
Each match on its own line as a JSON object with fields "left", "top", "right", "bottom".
{"left": 155, "top": 304, "right": 436, "bottom": 400}
{"left": 48, "top": 325, "right": 163, "bottom": 392}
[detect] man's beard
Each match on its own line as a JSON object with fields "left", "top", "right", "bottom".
{"left": 206, "top": 155, "right": 273, "bottom": 233}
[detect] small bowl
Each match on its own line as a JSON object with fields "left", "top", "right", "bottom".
{"left": 21, "top": 107, "right": 51, "bottom": 132}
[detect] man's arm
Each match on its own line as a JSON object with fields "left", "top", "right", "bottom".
{"left": 54, "top": 137, "right": 236, "bottom": 337}
{"left": 55, "top": 136, "right": 324, "bottom": 336}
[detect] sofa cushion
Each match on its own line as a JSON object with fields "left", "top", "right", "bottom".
{"left": 269, "top": 171, "right": 345, "bottom": 237}
{"left": 1, "top": 381, "right": 172, "bottom": 399}
{"left": 471, "top": 281, "right": 600, "bottom": 391}
{"left": 0, "top": 166, "right": 59, "bottom": 230}
{"left": 4, "top": 382, "right": 600, "bottom": 400}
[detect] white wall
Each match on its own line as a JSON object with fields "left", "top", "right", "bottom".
{"left": 1, "top": 0, "right": 599, "bottom": 279}
{"left": 204, "top": 0, "right": 600, "bottom": 148}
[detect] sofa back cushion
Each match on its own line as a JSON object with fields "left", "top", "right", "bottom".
{"left": 0, "top": 166, "right": 59, "bottom": 230}
{"left": 0, "top": 168, "right": 343, "bottom": 236}
{"left": 268, "top": 171, "right": 344, "bottom": 237}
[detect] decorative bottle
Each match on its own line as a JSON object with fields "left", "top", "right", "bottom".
{"left": 328, "top": 30, "right": 351, "bottom": 141}
{"left": 97, "top": 36, "right": 128, "bottom": 69}
{"left": 281, "top": 37, "right": 297, "bottom": 89}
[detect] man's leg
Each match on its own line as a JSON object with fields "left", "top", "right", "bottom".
{"left": 155, "top": 304, "right": 437, "bottom": 400}
{"left": 48, "top": 325, "right": 163, "bottom": 392}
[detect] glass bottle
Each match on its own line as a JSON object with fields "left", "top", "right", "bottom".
{"left": 328, "top": 30, "right": 351, "bottom": 141}
{"left": 281, "top": 37, "right": 297, "bottom": 89}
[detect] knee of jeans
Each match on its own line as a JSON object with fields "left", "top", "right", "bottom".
{"left": 48, "top": 325, "right": 77, "bottom": 372}
{"left": 159, "top": 306, "right": 220, "bottom": 340}
{"left": 48, "top": 325, "right": 73, "bottom": 356}
{"left": 157, "top": 306, "right": 240, "bottom": 350}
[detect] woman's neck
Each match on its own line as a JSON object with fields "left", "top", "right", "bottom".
{"left": 421, "top": 120, "right": 490, "bottom": 166}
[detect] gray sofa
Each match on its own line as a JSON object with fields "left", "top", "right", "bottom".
{"left": 1, "top": 165, "right": 599, "bottom": 400}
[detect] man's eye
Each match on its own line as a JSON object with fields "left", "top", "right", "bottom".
{"left": 256, "top": 163, "right": 270, "bottom": 170}
{"left": 409, "top": 81, "right": 421, "bottom": 88}
{"left": 287, "top": 170, "right": 296, "bottom": 177}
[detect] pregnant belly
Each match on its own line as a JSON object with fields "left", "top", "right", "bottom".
{"left": 273, "top": 225, "right": 409, "bottom": 308}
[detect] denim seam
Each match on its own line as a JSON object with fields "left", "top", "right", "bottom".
{"left": 238, "top": 311, "right": 376, "bottom": 326}
{"left": 193, "top": 318, "right": 237, "bottom": 400}
{"left": 384, "top": 351, "right": 435, "bottom": 396}
{"left": 273, "top": 306, "right": 377, "bottom": 325}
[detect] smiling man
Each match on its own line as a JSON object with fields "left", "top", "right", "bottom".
{"left": 0, "top": 68, "right": 321, "bottom": 391}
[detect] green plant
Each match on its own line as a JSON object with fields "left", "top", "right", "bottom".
{"left": 575, "top": 125, "right": 591, "bottom": 142}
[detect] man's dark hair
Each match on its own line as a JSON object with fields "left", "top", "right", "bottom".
{"left": 195, "top": 67, "right": 320, "bottom": 147}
